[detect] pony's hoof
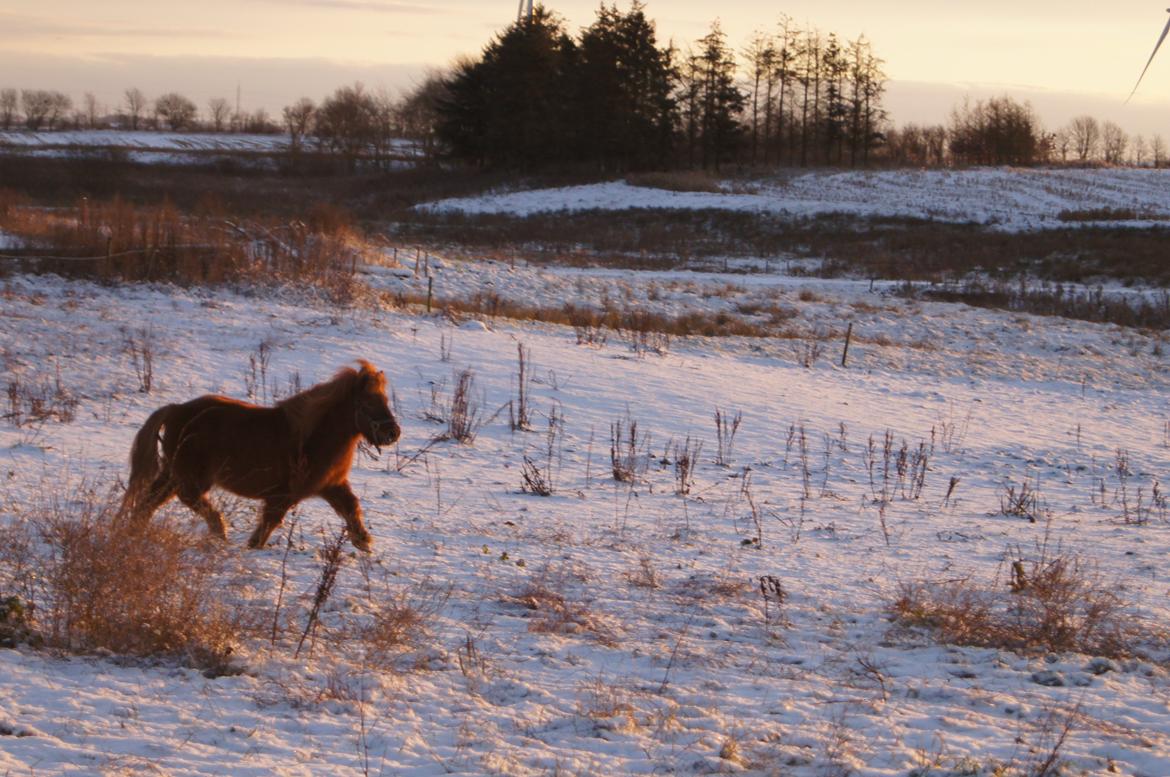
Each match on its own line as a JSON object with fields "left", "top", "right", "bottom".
{"left": 200, "top": 533, "right": 227, "bottom": 550}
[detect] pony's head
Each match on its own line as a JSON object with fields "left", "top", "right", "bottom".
{"left": 353, "top": 360, "right": 400, "bottom": 449}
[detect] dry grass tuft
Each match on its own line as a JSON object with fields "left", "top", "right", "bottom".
{"left": 4, "top": 367, "right": 79, "bottom": 428}
{"left": 507, "top": 571, "right": 616, "bottom": 645}
{"left": 675, "top": 572, "right": 751, "bottom": 603}
{"left": 890, "top": 549, "right": 1157, "bottom": 658}
{"left": 575, "top": 677, "right": 639, "bottom": 735}
{"left": 0, "top": 487, "right": 249, "bottom": 672}
{"left": 624, "top": 556, "right": 661, "bottom": 590}
{"left": 354, "top": 581, "right": 449, "bottom": 672}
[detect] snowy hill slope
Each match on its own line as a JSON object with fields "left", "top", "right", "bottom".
{"left": 1, "top": 265, "right": 1168, "bottom": 775}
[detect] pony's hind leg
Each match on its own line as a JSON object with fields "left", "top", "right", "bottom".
{"left": 123, "top": 474, "right": 177, "bottom": 524}
{"left": 177, "top": 486, "right": 228, "bottom": 541}
{"left": 247, "top": 498, "right": 292, "bottom": 549}
{"left": 320, "top": 482, "right": 372, "bottom": 552}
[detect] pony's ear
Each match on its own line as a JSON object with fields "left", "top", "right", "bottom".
{"left": 354, "top": 361, "right": 384, "bottom": 392}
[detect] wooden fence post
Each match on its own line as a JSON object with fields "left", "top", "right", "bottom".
{"left": 841, "top": 322, "right": 854, "bottom": 367}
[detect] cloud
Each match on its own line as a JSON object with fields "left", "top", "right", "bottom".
{"left": 255, "top": 0, "right": 442, "bottom": 13}
{"left": 0, "top": 12, "right": 226, "bottom": 40}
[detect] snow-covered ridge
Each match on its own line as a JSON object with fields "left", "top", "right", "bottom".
{"left": 419, "top": 167, "right": 1170, "bottom": 231}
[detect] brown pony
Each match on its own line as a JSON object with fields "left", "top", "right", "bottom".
{"left": 121, "top": 360, "right": 400, "bottom": 551}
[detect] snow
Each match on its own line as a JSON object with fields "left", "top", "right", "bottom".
{"left": 0, "top": 131, "right": 422, "bottom": 164}
{"left": 1, "top": 259, "right": 1168, "bottom": 775}
{"left": 0, "top": 130, "right": 292, "bottom": 153}
{"left": 419, "top": 168, "right": 1170, "bottom": 231}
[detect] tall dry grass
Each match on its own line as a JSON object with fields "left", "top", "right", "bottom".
{"left": 0, "top": 194, "right": 371, "bottom": 296}
{"left": 0, "top": 486, "right": 251, "bottom": 672}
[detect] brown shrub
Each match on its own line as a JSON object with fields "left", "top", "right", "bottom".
{"left": 347, "top": 573, "right": 450, "bottom": 672}
{"left": 890, "top": 550, "right": 1154, "bottom": 658}
{"left": 0, "top": 487, "right": 248, "bottom": 672}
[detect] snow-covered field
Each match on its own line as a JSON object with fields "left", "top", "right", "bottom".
{"left": 0, "top": 130, "right": 421, "bottom": 167}
{"left": 1, "top": 257, "right": 1168, "bottom": 775}
{"left": 420, "top": 168, "right": 1170, "bottom": 232}
{"left": 0, "top": 129, "right": 291, "bottom": 152}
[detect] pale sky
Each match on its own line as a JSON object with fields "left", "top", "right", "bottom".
{"left": 4, "top": 0, "right": 1170, "bottom": 136}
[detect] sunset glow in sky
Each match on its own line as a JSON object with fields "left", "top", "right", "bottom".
{"left": 4, "top": 1, "right": 1170, "bottom": 133}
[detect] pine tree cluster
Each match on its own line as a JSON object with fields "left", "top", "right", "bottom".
{"left": 436, "top": 4, "right": 889, "bottom": 171}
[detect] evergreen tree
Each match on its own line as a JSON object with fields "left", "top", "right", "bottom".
{"left": 437, "top": 7, "right": 576, "bottom": 168}
{"left": 575, "top": 2, "right": 677, "bottom": 170}
{"left": 821, "top": 33, "right": 848, "bottom": 164}
{"left": 691, "top": 22, "right": 745, "bottom": 170}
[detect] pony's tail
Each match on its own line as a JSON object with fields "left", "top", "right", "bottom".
{"left": 120, "top": 404, "right": 174, "bottom": 516}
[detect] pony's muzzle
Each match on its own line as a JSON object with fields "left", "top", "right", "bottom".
{"left": 371, "top": 418, "right": 401, "bottom": 446}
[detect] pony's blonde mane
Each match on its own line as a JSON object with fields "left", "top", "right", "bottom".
{"left": 279, "top": 360, "right": 384, "bottom": 443}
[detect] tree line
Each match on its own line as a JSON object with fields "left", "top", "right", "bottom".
{"left": 2, "top": 3, "right": 890, "bottom": 172}
{"left": 0, "top": 87, "right": 279, "bottom": 134}
{"left": 888, "top": 96, "right": 1170, "bottom": 168}
{"left": 4, "top": 2, "right": 1166, "bottom": 172}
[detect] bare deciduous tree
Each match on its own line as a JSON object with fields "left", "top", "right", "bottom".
{"left": 742, "top": 30, "right": 777, "bottom": 166}
{"left": 208, "top": 97, "right": 231, "bottom": 132}
{"left": 21, "top": 89, "right": 71, "bottom": 131}
{"left": 1133, "top": 134, "right": 1148, "bottom": 167}
{"left": 154, "top": 92, "right": 198, "bottom": 131}
{"left": 124, "top": 87, "right": 147, "bottom": 130}
{"left": 1053, "top": 128, "right": 1071, "bottom": 163}
{"left": 243, "top": 108, "right": 276, "bottom": 133}
{"left": 0, "top": 88, "right": 18, "bottom": 130}
{"left": 1101, "top": 121, "right": 1128, "bottom": 165}
{"left": 315, "top": 82, "right": 379, "bottom": 168}
{"left": 83, "top": 92, "right": 103, "bottom": 129}
{"left": 282, "top": 97, "right": 316, "bottom": 152}
{"left": 394, "top": 72, "right": 448, "bottom": 161}
{"left": 1067, "top": 115, "right": 1100, "bottom": 161}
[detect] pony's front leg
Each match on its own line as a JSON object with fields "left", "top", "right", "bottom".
{"left": 320, "top": 482, "right": 372, "bottom": 552}
{"left": 247, "top": 498, "right": 293, "bottom": 549}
